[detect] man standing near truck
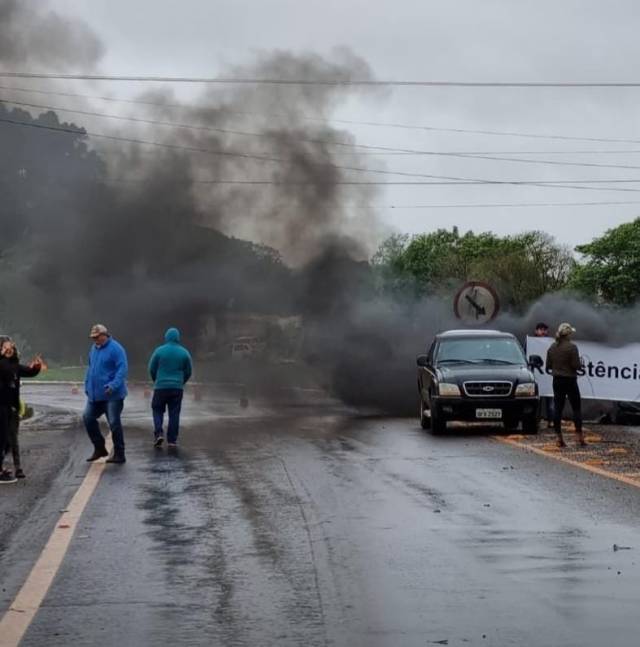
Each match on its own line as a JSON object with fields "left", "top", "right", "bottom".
{"left": 534, "top": 322, "right": 555, "bottom": 427}
{"left": 546, "top": 322, "right": 585, "bottom": 449}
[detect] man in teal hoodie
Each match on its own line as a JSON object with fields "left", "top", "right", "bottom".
{"left": 148, "top": 328, "right": 193, "bottom": 448}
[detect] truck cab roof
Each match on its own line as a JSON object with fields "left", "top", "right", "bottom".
{"left": 436, "top": 329, "right": 514, "bottom": 339}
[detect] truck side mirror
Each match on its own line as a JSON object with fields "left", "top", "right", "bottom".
{"left": 528, "top": 354, "right": 543, "bottom": 369}
{"left": 416, "top": 354, "right": 429, "bottom": 367}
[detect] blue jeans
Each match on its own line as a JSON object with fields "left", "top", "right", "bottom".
{"left": 83, "top": 399, "right": 125, "bottom": 455}
{"left": 152, "top": 389, "right": 183, "bottom": 443}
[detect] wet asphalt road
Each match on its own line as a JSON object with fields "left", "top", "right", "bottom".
{"left": 2, "top": 386, "right": 640, "bottom": 646}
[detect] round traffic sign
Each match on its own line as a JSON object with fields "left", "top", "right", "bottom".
{"left": 453, "top": 281, "right": 500, "bottom": 325}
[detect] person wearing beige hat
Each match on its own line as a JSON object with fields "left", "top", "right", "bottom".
{"left": 546, "top": 323, "right": 585, "bottom": 448}
{"left": 83, "top": 324, "right": 128, "bottom": 463}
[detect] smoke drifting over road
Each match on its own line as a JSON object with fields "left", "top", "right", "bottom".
{"left": 0, "top": 1, "right": 389, "bottom": 384}
{"left": 1, "top": 1, "right": 638, "bottom": 415}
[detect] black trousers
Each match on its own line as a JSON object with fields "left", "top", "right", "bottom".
{"left": 5, "top": 409, "right": 20, "bottom": 469}
{"left": 151, "top": 389, "right": 184, "bottom": 443}
{"left": 0, "top": 404, "right": 9, "bottom": 470}
{"left": 553, "top": 376, "right": 582, "bottom": 433}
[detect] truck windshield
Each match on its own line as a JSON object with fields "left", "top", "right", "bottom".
{"left": 436, "top": 338, "right": 525, "bottom": 366}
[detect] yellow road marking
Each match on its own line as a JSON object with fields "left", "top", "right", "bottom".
{"left": 0, "top": 437, "right": 112, "bottom": 647}
{"left": 496, "top": 436, "right": 640, "bottom": 490}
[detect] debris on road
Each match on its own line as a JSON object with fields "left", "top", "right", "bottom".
{"left": 613, "top": 544, "right": 633, "bottom": 551}
{"left": 503, "top": 422, "right": 640, "bottom": 486}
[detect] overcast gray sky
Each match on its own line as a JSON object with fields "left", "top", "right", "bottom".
{"left": 40, "top": 1, "right": 640, "bottom": 246}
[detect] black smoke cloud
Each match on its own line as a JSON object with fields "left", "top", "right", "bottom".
{"left": 0, "top": 104, "right": 300, "bottom": 361}
{"left": 0, "top": 5, "right": 387, "bottom": 382}
{"left": 2, "top": 2, "right": 639, "bottom": 413}
{"left": 324, "top": 289, "right": 640, "bottom": 414}
{"left": 498, "top": 293, "right": 640, "bottom": 347}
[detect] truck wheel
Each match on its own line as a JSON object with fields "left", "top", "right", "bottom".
{"left": 522, "top": 414, "right": 539, "bottom": 435}
{"left": 419, "top": 397, "right": 430, "bottom": 430}
{"left": 430, "top": 404, "right": 447, "bottom": 435}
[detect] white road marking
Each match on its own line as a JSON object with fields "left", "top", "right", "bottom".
{"left": 0, "top": 436, "right": 113, "bottom": 647}
{"left": 496, "top": 435, "right": 640, "bottom": 489}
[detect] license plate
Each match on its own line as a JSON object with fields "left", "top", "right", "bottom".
{"left": 476, "top": 408, "right": 503, "bottom": 419}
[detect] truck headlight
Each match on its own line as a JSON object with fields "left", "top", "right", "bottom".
{"left": 515, "top": 382, "right": 536, "bottom": 397}
{"left": 439, "top": 383, "right": 461, "bottom": 397}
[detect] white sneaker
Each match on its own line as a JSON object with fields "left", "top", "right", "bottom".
{"left": 0, "top": 470, "right": 17, "bottom": 484}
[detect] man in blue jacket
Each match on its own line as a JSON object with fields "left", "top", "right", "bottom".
{"left": 84, "top": 324, "right": 128, "bottom": 463}
{"left": 148, "top": 327, "right": 192, "bottom": 449}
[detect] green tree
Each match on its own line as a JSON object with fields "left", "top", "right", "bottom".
{"left": 372, "top": 228, "right": 573, "bottom": 308}
{"left": 571, "top": 218, "right": 640, "bottom": 305}
{"left": 371, "top": 233, "right": 415, "bottom": 296}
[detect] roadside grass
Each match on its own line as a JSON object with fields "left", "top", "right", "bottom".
{"left": 32, "top": 366, "right": 85, "bottom": 382}
{"left": 31, "top": 365, "right": 149, "bottom": 382}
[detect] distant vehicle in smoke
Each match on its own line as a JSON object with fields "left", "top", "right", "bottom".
{"left": 230, "top": 336, "right": 266, "bottom": 360}
{"left": 417, "top": 329, "right": 542, "bottom": 434}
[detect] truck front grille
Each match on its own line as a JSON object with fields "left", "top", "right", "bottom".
{"left": 463, "top": 381, "right": 512, "bottom": 397}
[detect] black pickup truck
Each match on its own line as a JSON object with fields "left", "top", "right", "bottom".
{"left": 417, "top": 329, "right": 543, "bottom": 434}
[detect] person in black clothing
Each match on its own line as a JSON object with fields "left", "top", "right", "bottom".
{"left": 533, "top": 322, "right": 555, "bottom": 427}
{"left": 546, "top": 322, "right": 585, "bottom": 449}
{"left": 0, "top": 339, "right": 42, "bottom": 482}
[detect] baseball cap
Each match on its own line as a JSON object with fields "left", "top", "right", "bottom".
{"left": 89, "top": 324, "right": 109, "bottom": 339}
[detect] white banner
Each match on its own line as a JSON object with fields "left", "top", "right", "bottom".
{"left": 526, "top": 336, "right": 640, "bottom": 402}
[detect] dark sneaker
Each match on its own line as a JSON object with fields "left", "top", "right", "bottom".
{"left": 15, "top": 468, "right": 25, "bottom": 479}
{"left": 86, "top": 447, "right": 109, "bottom": 462}
{"left": 0, "top": 471, "right": 17, "bottom": 484}
{"left": 153, "top": 436, "right": 164, "bottom": 449}
{"left": 106, "top": 454, "right": 126, "bottom": 464}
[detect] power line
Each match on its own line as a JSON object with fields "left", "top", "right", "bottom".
{"left": 330, "top": 120, "right": 640, "bottom": 146}
{"left": 0, "top": 114, "right": 470, "bottom": 183}
{"left": 339, "top": 150, "right": 640, "bottom": 156}
{"left": 0, "top": 96, "right": 291, "bottom": 144}
{"left": 9, "top": 96, "right": 640, "bottom": 173}
{"left": 438, "top": 152, "right": 640, "bottom": 172}
{"left": 6, "top": 114, "right": 640, "bottom": 193}
{"left": 5, "top": 72, "right": 640, "bottom": 87}
{"left": 102, "top": 179, "right": 640, "bottom": 188}
{"left": 10, "top": 171, "right": 640, "bottom": 202}
{"left": 3, "top": 83, "right": 640, "bottom": 147}
{"left": 373, "top": 200, "right": 640, "bottom": 208}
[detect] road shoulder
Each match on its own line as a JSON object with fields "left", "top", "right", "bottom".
{"left": 0, "top": 408, "right": 84, "bottom": 614}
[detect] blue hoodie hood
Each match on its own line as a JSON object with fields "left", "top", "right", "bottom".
{"left": 165, "top": 327, "right": 180, "bottom": 343}
{"left": 149, "top": 329, "right": 192, "bottom": 390}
